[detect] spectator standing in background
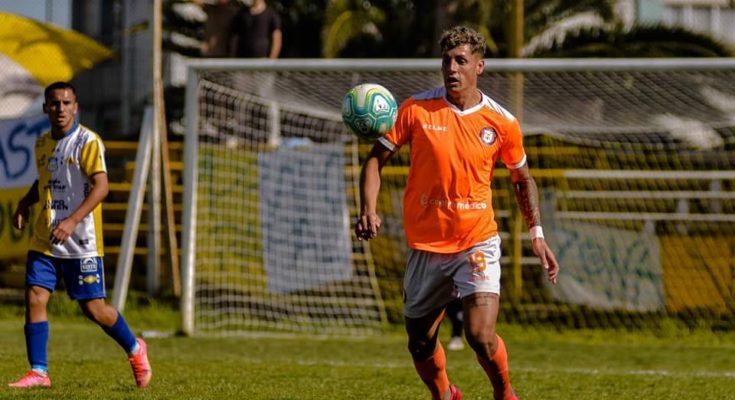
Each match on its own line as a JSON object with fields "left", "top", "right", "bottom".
{"left": 229, "top": 0, "right": 282, "bottom": 59}
{"left": 446, "top": 298, "right": 465, "bottom": 351}
{"left": 203, "top": 0, "right": 239, "bottom": 57}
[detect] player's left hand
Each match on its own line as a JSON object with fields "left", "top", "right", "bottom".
{"left": 12, "top": 205, "right": 28, "bottom": 230}
{"left": 531, "top": 238, "right": 559, "bottom": 284}
{"left": 50, "top": 218, "right": 77, "bottom": 245}
{"left": 355, "top": 212, "right": 381, "bottom": 241}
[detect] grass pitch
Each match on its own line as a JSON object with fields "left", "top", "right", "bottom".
{"left": 0, "top": 302, "right": 733, "bottom": 399}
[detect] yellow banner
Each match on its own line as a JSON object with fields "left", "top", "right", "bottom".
{"left": 0, "top": 12, "right": 113, "bottom": 86}
{"left": 661, "top": 236, "right": 733, "bottom": 314}
{"left": 0, "top": 188, "right": 34, "bottom": 260}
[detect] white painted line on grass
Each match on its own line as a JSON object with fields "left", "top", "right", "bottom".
{"left": 244, "top": 358, "right": 735, "bottom": 379}
{"left": 515, "top": 366, "right": 735, "bottom": 379}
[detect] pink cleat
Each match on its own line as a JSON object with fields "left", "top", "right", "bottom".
{"left": 128, "top": 338, "right": 152, "bottom": 388}
{"left": 8, "top": 370, "right": 51, "bottom": 388}
{"left": 448, "top": 384, "right": 462, "bottom": 400}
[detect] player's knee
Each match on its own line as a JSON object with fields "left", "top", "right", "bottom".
{"left": 408, "top": 336, "right": 438, "bottom": 361}
{"left": 465, "top": 326, "right": 498, "bottom": 354}
{"left": 79, "top": 300, "right": 108, "bottom": 324}
{"left": 26, "top": 287, "right": 50, "bottom": 310}
{"left": 79, "top": 304, "right": 98, "bottom": 322}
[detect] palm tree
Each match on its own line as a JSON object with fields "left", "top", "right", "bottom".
{"left": 321, "top": 0, "right": 389, "bottom": 58}
{"left": 482, "top": 0, "right": 617, "bottom": 57}
{"left": 320, "top": 0, "right": 498, "bottom": 57}
{"left": 319, "top": 0, "right": 615, "bottom": 58}
{"left": 528, "top": 24, "right": 734, "bottom": 58}
{"left": 319, "top": 0, "right": 732, "bottom": 58}
{"left": 514, "top": 0, "right": 616, "bottom": 57}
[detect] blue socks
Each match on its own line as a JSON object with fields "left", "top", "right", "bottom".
{"left": 25, "top": 321, "right": 49, "bottom": 373}
{"left": 101, "top": 312, "right": 138, "bottom": 355}
{"left": 25, "top": 312, "right": 137, "bottom": 374}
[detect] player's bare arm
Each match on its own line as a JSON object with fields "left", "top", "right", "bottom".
{"left": 510, "top": 164, "right": 541, "bottom": 227}
{"left": 51, "top": 172, "right": 109, "bottom": 245}
{"left": 13, "top": 180, "right": 40, "bottom": 230}
{"left": 510, "top": 164, "right": 559, "bottom": 284}
{"left": 356, "top": 142, "right": 394, "bottom": 240}
{"left": 270, "top": 29, "right": 282, "bottom": 59}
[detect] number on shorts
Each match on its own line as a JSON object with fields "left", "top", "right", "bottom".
{"left": 468, "top": 251, "right": 487, "bottom": 273}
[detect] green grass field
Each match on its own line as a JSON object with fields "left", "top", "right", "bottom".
{"left": 0, "top": 300, "right": 734, "bottom": 400}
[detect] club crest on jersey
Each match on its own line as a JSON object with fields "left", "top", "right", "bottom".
{"left": 47, "top": 157, "right": 59, "bottom": 172}
{"left": 479, "top": 127, "right": 497, "bottom": 145}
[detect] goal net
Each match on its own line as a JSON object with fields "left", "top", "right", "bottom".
{"left": 181, "top": 58, "right": 735, "bottom": 335}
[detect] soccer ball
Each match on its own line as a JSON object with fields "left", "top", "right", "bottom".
{"left": 341, "top": 83, "right": 398, "bottom": 140}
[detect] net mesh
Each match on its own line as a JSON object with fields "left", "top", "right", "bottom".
{"left": 185, "top": 59, "right": 735, "bottom": 334}
{"left": 191, "top": 76, "right": 387, "bottom": 335}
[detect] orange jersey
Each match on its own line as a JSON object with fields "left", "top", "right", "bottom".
{"left": 378, "top": 87, "right": 526, "bottom": 253}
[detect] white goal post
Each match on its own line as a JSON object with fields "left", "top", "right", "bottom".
{"left": 181, "top": 58, "right": 735, "bottom": 335}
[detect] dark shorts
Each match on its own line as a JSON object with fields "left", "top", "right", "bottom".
{"left": 26, "top": 251, "right": 106, "bottom": 301}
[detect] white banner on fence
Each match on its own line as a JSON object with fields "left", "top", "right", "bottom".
{"left": 258, "top": 142, "right": 352, "bottom": 294}
{"left": 0, "top": 115, "right": 48, "bottom": 259}
{"left": 0, "top": 115, "right": 48, "bottom": 188}
{"left": 548, "top": 221, "right": 665, "bottom": 312}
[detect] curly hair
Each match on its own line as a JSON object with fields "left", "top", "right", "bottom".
{"left": 439, "top": 26, "right": 486, "bottom": 56}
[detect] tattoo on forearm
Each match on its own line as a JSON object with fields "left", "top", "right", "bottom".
{"left": 514, "top": 178, "right": 542, "bottom": 228}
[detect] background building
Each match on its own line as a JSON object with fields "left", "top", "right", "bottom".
{"left": 71, "top": 0, "right": 152, "bottom": 137}
{"left": 0, "top": 0, "right": 152, "bottom": 137}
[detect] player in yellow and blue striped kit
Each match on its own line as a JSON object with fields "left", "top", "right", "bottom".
{"left": 8, "top": 82, "right": 152, "bottom": 389}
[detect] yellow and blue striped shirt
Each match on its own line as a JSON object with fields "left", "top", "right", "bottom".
{"left": 30, "top": 123, "right": 106, "bottom": 258}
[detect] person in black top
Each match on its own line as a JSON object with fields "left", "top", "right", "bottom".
{"left": 229, "top": 0, "right": 282, "bottom": 58}
{"left": 446, "top": 298, "right": 465, "bottom": 351}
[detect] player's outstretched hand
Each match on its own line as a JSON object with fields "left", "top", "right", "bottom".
{"left": 531, "top": 238, "right": 559, "bottom": 285}
{"left": 12, "top": 205, "right": 28, "bottom": 230}
{"left": 355, "top": 212, "right": 381, "bottom": 241}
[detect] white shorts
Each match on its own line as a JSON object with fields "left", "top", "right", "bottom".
{"left": 403, "top": 235, "right": 502, "bottom": 318}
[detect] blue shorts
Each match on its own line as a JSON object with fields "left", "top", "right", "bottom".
{"left": 26, "top": 251, "right": 107, "bottom": 301}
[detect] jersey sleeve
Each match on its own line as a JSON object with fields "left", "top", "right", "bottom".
{"left": 500, "top": 118, "right": 527, "bottom": 169}
{"left": 270, "top": 8, "right": 282, "bottom": 31}
{"left": 80, "top": 136, "right": 107, "bottom": 176}
{"left": 380, "top": 99, "right": 414, "bottom": 151}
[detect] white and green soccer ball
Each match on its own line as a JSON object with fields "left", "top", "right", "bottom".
{"left": 341, "top": 83, "right": 398, "bottom": 140}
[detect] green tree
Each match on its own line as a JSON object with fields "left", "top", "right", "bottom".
{"left": 321, "top": 0, "right": 495, "bottom": 58}
{"left": 319, "top": 0, "right": 732, "bottom": 58}
{"left": 505, "top": 0, "right": 617, "bottom": 57}
{"left": 273, "top": 0, "right": 330, "bottom": 58}
{"left": 529, "top": 24, "right": 734, "bottom": 58}
{"left": 319, "top": 0, "right": 615, "bottom": 58}
{"left": 321, "top": 0, "right": 388, "bottom": 58}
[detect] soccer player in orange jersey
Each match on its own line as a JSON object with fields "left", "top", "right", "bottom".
{"left": 355, "top": 26, "right": 559, "bottom": 400}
